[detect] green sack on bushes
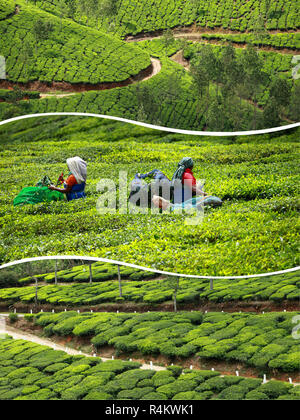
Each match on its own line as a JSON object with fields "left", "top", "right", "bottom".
{"left": 13, "top": 186, "right": 64, "bottom": 206}
{"left": 13, "top": 176, "right": 64, "bottom": 206}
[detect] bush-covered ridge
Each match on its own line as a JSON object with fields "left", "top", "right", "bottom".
{"left": 0, "top": 336, "right": 298, "bottom": 400}
{"left": 0, "top": 0, "right": 151, "bottom": 84}
{"left": 27, "top": 0, "right": 300, "bottom": 36}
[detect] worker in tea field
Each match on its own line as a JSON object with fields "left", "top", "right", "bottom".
{"left": 128, "top": 157, "right": 216, "bottom": 208}
{"left": 153, "top": 157, "right": 222, "bottom": 210}
{"left": 171, "top": 157, "right": 206, "bottom": 203}
{"left": 48, "top": 156, "right": 87, "bottom": 201}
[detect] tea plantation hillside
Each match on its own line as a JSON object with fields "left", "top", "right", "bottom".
{"left": 0, "top": 0, "right": 151, "bottom": 84}
{"left": 2, "top": 42, "right": 298, "bottom": 130}
{"left": 0, "top": 116, "right": 299, "bottom": 275}
{"left": 1, "top": 336, "right": 298, "bottom": 400}
{"left": 0, "top": 0, "right": 299, "bottom": 129}
{"left": 28, "top": 0, "right": 300, "bottom": 37}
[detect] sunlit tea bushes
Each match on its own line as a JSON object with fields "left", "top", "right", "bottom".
{"left": 201, "top": 32, "right": 300, "bottom": 50}
{"left": 3, "top": 269, "right": 299, "bottom": 306}
{"left": 0, "top": 337, "right": 298, "bottom": 400}
{"left": 28, "top": 0, "right": 300, "bottom": 36}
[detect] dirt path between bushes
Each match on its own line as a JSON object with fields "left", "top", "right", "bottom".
{"left": 128, "top": 31, "right": 300, "bottom": 55}
{"left": 0, "top": 319, "right": 165, "bottom": 372}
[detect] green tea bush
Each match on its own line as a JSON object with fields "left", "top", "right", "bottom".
{"left": 0, "top": 337, "right": 296, "bottom": 400}
{"left": 257, "top": 380, "right": 293, "bottom": 398}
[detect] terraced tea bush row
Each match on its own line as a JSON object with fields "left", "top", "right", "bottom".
{"left": 1, "top": 270, "right": 299, "bottom": 307}
{"left": 0, "top": 116, "right": 299, "bottom": 273}
{"left": 28, "top": 0, "right": 300, "bottom": 36}
{"left": 16, "top": 262, "right": 159, "bottom": 286}
{"left": 0, "top": 0, "right": 150, "bottom": 84}
{"left": 0, "top": 337, "right": 298, "bottom": 400}
{"left": 0, "top": 58, "right": 211, "bottom": 130}
{"left": 26, "top": 311, "right": 300, "bottom": 373}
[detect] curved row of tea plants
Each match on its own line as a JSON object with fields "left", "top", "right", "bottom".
{"left": 17, "top": 262, "right": 160, "bottom": 287}
{"left": 0, "top": 0, "right": 151, "bottom": 84}
{"left": 0, "top": 270, "right": 299, "bottom": 306}
{"left": 28, "top": 0, "right": 300, "bottom": 37}
{"left": 0, "top": 336, "right": 298, "bottom": 400}
{"left": 0, "top": 58, "right": 204, "bottom": 129}
{"left": 0, "top": 116, "right": 299, "bottom": 274}
{"left": 23, "top": 311, "right": 300, "bottom": 373}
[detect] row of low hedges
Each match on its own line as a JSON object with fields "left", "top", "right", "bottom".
{"left": 28, "top": 0, "right": 300, "bottom": 36}
{"left": 0, "top": 336, "right": 298, "bottom": 400}
{"left": 23, "top": 311, "right": 300, "bottom": 373}
{"left": 1, "top": 270, "right": 299, "bottom": 306}
{"left": 201, "top": 32, "right": 300, "bottom": 50}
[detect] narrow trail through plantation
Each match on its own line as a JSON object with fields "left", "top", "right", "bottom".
{"left": 128, "top": 31, "right": 300, "bottom": 55}
{"left": 0, "top": 316, "right": 166, "bottom": 372}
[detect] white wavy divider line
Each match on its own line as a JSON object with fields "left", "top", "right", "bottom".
{"left": 0, "top": 112, "right": 300, "bottom": 136}
{"left": 0, "top": 256, "right": 299, "bottom": 280}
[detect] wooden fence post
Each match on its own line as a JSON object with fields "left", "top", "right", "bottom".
{"left": 117, "top": 265, "right": 122, "bottom": 298}
{"left": 55, "top": 260, "right": 58, "bottom": 285}
{"left": 174, "top": 277, "right": 180, "bottom": 313}
{"left": 210, "top": 279, "right": 214, "bottom": 291}
{"left": 89, "top": 263, "right": 93, "bottom": 284}
{"left": 34, "top": 277, "right": 38, "bottom": 305}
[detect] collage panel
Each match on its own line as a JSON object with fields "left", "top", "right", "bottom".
{"left": 0, "top": 0, "right": 299, "bottom": 131}
{"left": 0, "top": 115, "right": 298, "bottom": 276}
{"left": 0, "top": 0, "right": 299, "bottom": 405}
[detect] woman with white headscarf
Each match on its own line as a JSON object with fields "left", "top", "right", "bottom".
{"left": 48, "top": 156, "right": 87, "bottom": 201}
